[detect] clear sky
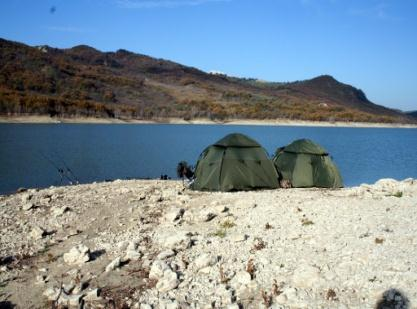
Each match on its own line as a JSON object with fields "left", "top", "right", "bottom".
{"left": 1, "top": 0, "right": 416, "bottom": 111}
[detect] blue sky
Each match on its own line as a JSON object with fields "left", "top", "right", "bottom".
{"left": 1, "top": 0, "right": 416, "bottom": 111}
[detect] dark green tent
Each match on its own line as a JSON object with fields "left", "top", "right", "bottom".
{"left": 273, "top": 139, "right": 343, "bottom": 188}
{"left": 191, "top": 133, "right": 279, "bottom": 191}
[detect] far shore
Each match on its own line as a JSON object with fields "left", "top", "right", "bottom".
{"left": 1, "top": 115, "right": 417, "bottom": 128}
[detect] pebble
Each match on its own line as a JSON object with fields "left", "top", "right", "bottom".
{"left": 200, "top": 210, "right": 217, "bottom": 222}
{"left": 165, "top": 208, "right": 185, "bottom": 223}
{"left": 124, "top": 250, "right": 142, "bottom": 262}
{"left": 292, "top": 265, "right": 322, "bottom": 288}
{"left": 162, "top": 232, "right": 191, "bottom": 250}
{"left": 84, "top": 288, "right": 101, "bottom": 301}
{"left": 63, "top": 244, "right": 91, "bottom": 265}
{"left": 52, "top": 206, "right": 70, "bottom": 216}
{"left": 22, "top": 202, "right": 35, "bottom": 211}
{"left": 149, "top": 260, "right": 170, "bottom": 280}
{"left": 30, "top": 226, "right": 46, "bottom": 240}
{"left": 63, "top": 282, "right": 75, "bottom": 294}
{"left": 105, "top": 256, "right": 121, "bottom": 272}
{"left": 193, "top": 253, "right": 215, "bottom": 270}
{"left": 58, "top": 293, "right": 83, "bottom": 307}
{"left": 156, "top": 269, "right": 179, "bottom": 292}
{"left": 232, "top": 271, "right": 252, "bottom": 286}
{"left": 21, "top": 192, "right": 32, "bottom": 202}
{"left": 160, "top": 300, "right": 180, "bottom": 309}
{"left": 157, "top": 250, "right": 176, "bottom": 260}
{"left": 230, "top": 233, "right": 248, "bottom": 242}
{"left": 43, "top": 287, "right": 61, "bottom": 301}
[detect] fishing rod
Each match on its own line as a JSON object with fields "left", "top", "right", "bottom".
{"left": 52, "top": 150, "right": 80, "bottom": 184}
{"left": 38, "top": 151, "right": 76, "bottom": 185}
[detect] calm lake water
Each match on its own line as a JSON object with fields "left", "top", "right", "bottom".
{"left": 0, "top": 123, "right": 416, "bottom": 194}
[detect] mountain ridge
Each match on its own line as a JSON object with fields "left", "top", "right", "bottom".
{"left": 0, "top": 38, "right": 414, "bottom": 123}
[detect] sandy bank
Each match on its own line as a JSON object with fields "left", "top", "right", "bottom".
{"left": 1, "top": 178, "right": 417, "bottom": 308}
{"left": 1, "top": 115, "right": 417, "bottom": 128}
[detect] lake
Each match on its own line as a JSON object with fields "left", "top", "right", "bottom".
{"left": 0, "top": 123, "right": 416, "bottom": 195}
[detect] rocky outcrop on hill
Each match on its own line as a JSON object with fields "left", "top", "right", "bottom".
{"left": 0, "top": 178, "right": 416, "bottom": 308}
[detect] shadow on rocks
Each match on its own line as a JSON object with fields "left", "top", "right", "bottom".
{"left": 376, "top": 288, "right": 410, "bottom": 309}
{"left": 0, "top": 301, "right": 16, "bottom": 309}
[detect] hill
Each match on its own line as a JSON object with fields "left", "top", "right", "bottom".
{"left": 406, "top": 111, "right": 417, "bottom": 118}
{"left": 0, "top": 38, "right": 414, "bottom": 123}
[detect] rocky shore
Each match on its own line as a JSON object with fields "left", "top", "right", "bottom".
{"left": 1, "top": 178, "right": 417, "bottom": 308}
{"left": 1, "top": 115, "right": 417, "bottom": 128}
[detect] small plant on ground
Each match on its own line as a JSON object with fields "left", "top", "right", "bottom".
{"left": 301, "top": 218, "right": 314, "bottom": 226}
{"left": 326, "top": 288, "right": 338, "bottom": 301}
{"left": 261, "top": 290, "right": 273, "bottom": 306}
{"left": 246, "top": 258, "right": 256, "bottom": 279}
{"left": 265, "top": 223, "right": 273, "bottom": 230}
{"left": 212, "top": 229, "right": 226, "bottom": 238}
{"left": 220, "top": 220, "right": 236, "bottom": 229}
{"left": 251, "top": 237, "right": 266, "bottom": 252}
{"left": 375, "top": 237, "right": 385, "bottom": 244}
{"left": 393, "top": 191, "right": 403, "bottom": 198}
{"left": 272, "top": 279, "right": 282, "bottom": 296}
{"left": 219, "top": 264, "right": 229, "bottom": 283}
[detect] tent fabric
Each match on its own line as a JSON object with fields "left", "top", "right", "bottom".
{"left": 273, "top": 139, "right": 343, "bottom": 188}
{"left": 283, "top": 138, "right": 328, "bottom": 155}
{"left": 191, "top": 133, "right": 279, "bottom": 191}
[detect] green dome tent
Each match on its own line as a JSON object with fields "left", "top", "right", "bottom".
{"left": 273, "top": 139, "right": 343, "bottom": 188}
{"left": 191, "top": 133, "right": 279, "bottom": 191}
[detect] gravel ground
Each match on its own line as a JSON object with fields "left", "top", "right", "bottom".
{"left": 0, "top": 178, "right": 416, "bottom": 309}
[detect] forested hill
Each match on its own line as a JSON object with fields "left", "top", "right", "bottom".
{"left": 406, "top": 111, "right": 417, "bottom": 118}
{"left": 0, "top": 38, "right": 414, "bottom": 123}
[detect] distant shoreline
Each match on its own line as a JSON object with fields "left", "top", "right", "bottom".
{"left": 1, "top": 115, "right": 417, "bottom": 128}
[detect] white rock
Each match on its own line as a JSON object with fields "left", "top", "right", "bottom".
{"left": 30, "top": 226, "right": 46, "bottom": 240}
{"left": 36, "top": 274, "right": 48, "bottom": 284}
{"left": 63, "top": 244, "right": 90, "bottom": 265}
{"left": 22, "top": 202, "right": 35, "bottom": 211}
{"left": 52, "top": 206, "right": 70, "bottom": 216}
{"left": 214, "top": 204, "right": 228, "bottom": 213}
{"left": 124, "top": 250, "right": 142, "bottom": 262}
{"left": 162, "top": 232, "right": 191, "bottom": 250}
{"left": 199, "top": 266, "right": 213, "bottom": 274}
{"left": 230, "top": 233, "right": 248, "bottom": 242}
{"left": 193, "top": 253, "right": 215, "bottom": 270}
{"left": 226, "top": 305, "right": 239, "bottom": 309}
{"left": 62, "top": 282, "right": 75, "bottom": 294}
{"left": 160, "top": 299, "right": 180, "bottom": 309}
{"left": 58, "top": 293, "right": 83, "bottom": 307}
{"left": 43, "top": 287, "right": 61, "bottom": 301}
{"left": 140, "top": 305, "right": 153, "bottom": 309}
{"left": 232, "top": 271, "right": 252, "bottom": 286}
{"left": 106, "top": 257, "right": 121, "bottom": 272}
{"left": 292, "top": 265, "right": 322, "bottom": 288}
{"left": 84, "top": 288, "right": 101, "bottom": 301}
{"left": 165, "top": 208, "right": 185, "bottom": 222}
{"left": 157, "top": 250, "right": 176, "bottom": 260}
{"left": 21, "top": 192, "right": 32, "bottom": 202}
{"left": 282, "top": 287, "right": 298, "bottom": 301}
{"left": 156, "top": 270, "right": 179, "bottom": 292}
{"left": 199, "top": 210, "right": 217, "bottom": 222}
{"left": 215, "top": 285, "right": 233, "bottom": 305}
{"left": 149, "top": 260, "right": 170, "bottom": 280}
{"left": 127, "top": 241, "right": 139, "bottom": 251}
{"left": 275, "top": 293, "right": 288, "bottom": 304}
